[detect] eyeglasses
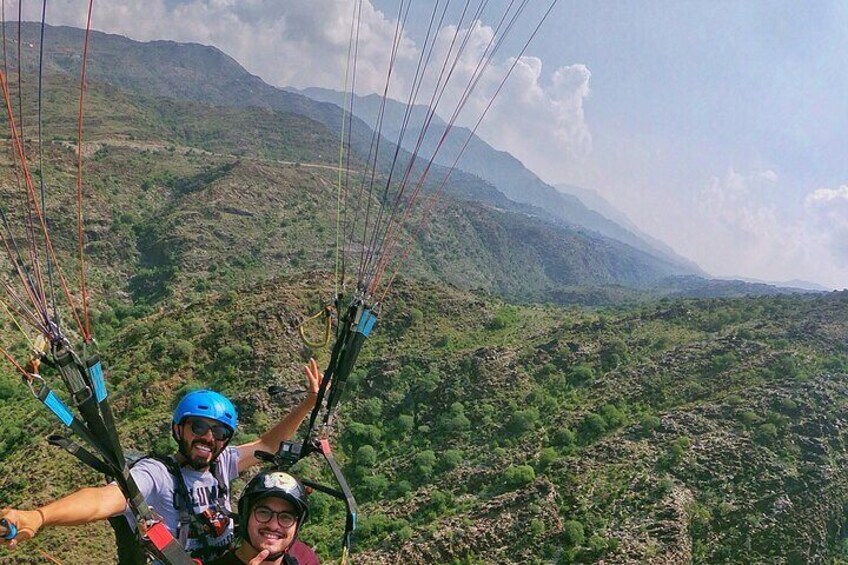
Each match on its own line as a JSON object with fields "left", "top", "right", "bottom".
{"left": 185, "top": 418, "right": 233, "bottom": 441}
{"left": 253, "top": 506, "right": 298, "bottom": 528}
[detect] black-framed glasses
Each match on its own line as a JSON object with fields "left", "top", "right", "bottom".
{"left": 186, "top": 418, "right": 233, "bottom": 441}
{"left": 253, "top": 506, "right": 297, "bottom": 528}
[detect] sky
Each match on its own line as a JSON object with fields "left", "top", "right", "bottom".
{"left": 29, "top": 1, "right": 848, "bottom": 289}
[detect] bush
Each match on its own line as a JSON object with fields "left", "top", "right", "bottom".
{"left": 599, "top": 404, "right": 625, "bottom": 428}
{"left": 562, "top": 520, "right": 585, "bottom": 547}
{"left": 344, "top": 422, "right": 383, "bottom": 448}
{"left": 361, "top": 473, "right": 389, "bottom": 499}
{"left": 600, "top": 338, "right": 628, "bottom": 371}
{"left": 508, "top": 407, "right": 540, "bottom": 436}
{"left": 415, "top": 450, "right": 437, "bottom": 477}
{"left": 360, "top": 398, "right": 384, "bottom": 424}
{"left": 489, "top": 306, "right": 518, "bottom": 329}
{"left": 529, "top": 518, "right": 545, "bottom": 536}
{"left": 440, "top": 402, "right": 471, "bottom": 433}
{"left": 640, "top": 415, "right": 662, "bottom": 436}
{"left": 388, "top": 480, "right": 412, "bottom": 499}
{"left": 441, "top": 449, "right": 464, "bottom": 471}
{"left": 355, "top": 445, "right": 377, "bottom": 467}
{"left": 536, "top": 447, "right": 558, "bottom": 471}
{"left": 397, "top": 525, "right": 414, "bottom": 541}
{"left": 754, "top": 423, "right": 778, "bottom": 445}
{"left": 737, "top": 410, "right": 761, "bottom": 427}
{"left": 569, "top": 364, "right": 595, "bottom": 386}
{"left": 578, "top": 413, "right": 608, "bottom": 444}
{"left": 503, "top": 464, "right": 536, "bottom": 488}
{"left": 552, "top": 428, "right": 576, "bottom": 449}
{"left": 396, "top": 414, "right": 415, "bottom": 433}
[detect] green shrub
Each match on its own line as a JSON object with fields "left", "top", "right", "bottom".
{"left": 569, "top": 364, "right": 595, "bottom": 386}
{"left": 578, "top": 413, "right": 608, "bottom": 444}
{"left": 355, "top": 445, "right": 377, "bottom": 467}
{"left": 640, "top": 415, "right": 661, "bottom": 436}
{"left": 441, "top": 449, "right": 464, "bottom": 471}
{"left": 562, "top": 520, "right": 585, "bottom": 547}
{"left": 503, "top": 464, "right": 536, "bottom": 488}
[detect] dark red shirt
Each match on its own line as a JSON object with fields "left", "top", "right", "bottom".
{"left": 206, "top": 540, "right": 319, "bottom": 565}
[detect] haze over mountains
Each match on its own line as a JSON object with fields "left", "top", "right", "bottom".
{"left": 14, "top": 23, "right": 815, "bottom": 300}
{"left": 296, "top": 87, "right": 702, "bottom": 271}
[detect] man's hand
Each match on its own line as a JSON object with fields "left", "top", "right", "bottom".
{"left": 249, "top": 549, "right": 271, "bottom": 564}
{"left": 0, "top": 508, "right": 44, "bottom": 550}
{"left": 304, "top": 357, "right": 321, "bottom": 396}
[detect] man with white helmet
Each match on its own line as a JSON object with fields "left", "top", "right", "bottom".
{"left": 208, "top": 470, "right": 318, "bottom": 565}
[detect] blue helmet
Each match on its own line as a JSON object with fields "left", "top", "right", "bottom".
{"left": 173, "top": 390, "right": 238, "bottom": 432}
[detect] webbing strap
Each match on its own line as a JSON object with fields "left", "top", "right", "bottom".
{"left": 86, "top": 354, "right": 126, "bottom": 464}
{"left": 54, "top": 345, "right": 123, "bottom": 471}
{"left": 156, "top": 456, "right": 193, "bottom": 547}
{"left": 145, "top": 522, "right": 195, "bottom": 565}
{"left": 34, "top": 378, "right": 120, "bottom": 475}
{"left": 47, "top": 434, "right": 113, "bottom": 476}
{"left": 317, "top": 439, "right": 357, "bottom": 550}
{"left": 324, "top": 305, "right": 375, "bottom": 424}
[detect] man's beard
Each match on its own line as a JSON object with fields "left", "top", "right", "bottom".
{"left": 181, "top": 437, "right": 220, "bottom": 470}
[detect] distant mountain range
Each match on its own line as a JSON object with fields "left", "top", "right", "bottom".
{"left": 295, "top": 87, "right": 701, "bottom": 273}
{"left": 11, "top": 22, "right": 816, "bottom": 300}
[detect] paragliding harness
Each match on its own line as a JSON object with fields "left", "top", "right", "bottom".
{"left": 22, "top": 342, "right": 197, "bottom": 565}
{"left": 268, "top": 294, "right": 377, "bottom": 561}
{"left": 111, "top": 455, "right": 233, "bottom": 564}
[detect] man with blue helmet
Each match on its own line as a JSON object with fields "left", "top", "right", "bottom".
{"left": 0, "top": 359, "right": 322, "bottom": 563}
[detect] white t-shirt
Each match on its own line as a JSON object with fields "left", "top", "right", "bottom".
{"left": 123, "top": 446, "right": 240, "bottom": 558}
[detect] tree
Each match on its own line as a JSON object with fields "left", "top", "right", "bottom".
{"left": 578, "top": 413, "right": 608, "bottom": 444}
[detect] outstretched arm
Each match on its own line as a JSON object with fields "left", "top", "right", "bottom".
{"left": 236, "top": 359, "right": 321, "bottom": 473}
{"left": 0, "top": 483, "right": 127, "bottom": 550}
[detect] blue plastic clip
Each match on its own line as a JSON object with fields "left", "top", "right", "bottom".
{"left": 356, "top": 309, "right": 378, "bottom": 337}
{"left": 1, "top": 518, "right": 17, "bottom": 540}
{"left": 43, "top": 391, "right": 75, "bottom": 427}
{"left": 88, "top": 361, "right": 107, "bottom": 402}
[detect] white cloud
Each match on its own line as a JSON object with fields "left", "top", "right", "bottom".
{"left": 804, "top": 185, "right": 848, "bottom": 270}
{"left": 30, "top": 1, "right": 416, "bottom": 93}
{"left": 30, "top": 1, "right": 591, "bottom": 186}
{"left": 389, "top": 17, "right": 593, "bottom": 182}
{"left": 658, "top": 169, "right": 848, "bottom": 288}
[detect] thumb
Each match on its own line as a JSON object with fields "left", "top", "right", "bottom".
{"left": 249, "top": 549, "right": 271, "bottom": 565}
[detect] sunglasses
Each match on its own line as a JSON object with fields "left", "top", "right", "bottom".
{"left": 185, "top": 418, "right": 233, "bottom": 441}
{"left": 253, "top": 506, "right": 298, "bottom": 528}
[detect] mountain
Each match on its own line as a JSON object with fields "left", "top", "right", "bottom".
{"left": 0, "top": 23, "right": 846, "bottom": 565}
{"left": 296, "top": 87, "right": 701, "bottom": 272}
{"left": 3, "top": 22, "right": 707, "bottom": 301}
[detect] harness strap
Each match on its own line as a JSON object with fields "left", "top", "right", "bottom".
{"left": 47, "top": 434, "right": 113, "bottom": 476}
{"left": 152, "top": 455, "right": 231, "bottom": 553}
{"left": 156, "top": 456, "right": 193, "bottom": 548}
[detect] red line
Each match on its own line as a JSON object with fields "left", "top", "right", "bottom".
{"left": 77, "top": 0, "right": 95, "bottom": 342}
{"left": 0, "top": 70, "right": 85, "bottom": 338}
{"left": 0, "top": 342, "right": 29, "bottom": 377}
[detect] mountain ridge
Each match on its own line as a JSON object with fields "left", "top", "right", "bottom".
{"left": 296, "top": 86, "right": 702, "bottom": 273}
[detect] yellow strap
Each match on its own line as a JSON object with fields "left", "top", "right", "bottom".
{"left": 297, "top": 306, "right": 333, "bottom": 348}
{"left": 0, "top": 297, "right": 35, "bottom": 349}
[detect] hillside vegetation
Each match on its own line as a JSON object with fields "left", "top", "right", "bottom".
{"left": 2, "top": 274, "right": 848, "bottom": 563}
{"left": 0, "top": 27, "right": 844, "bottom": 565}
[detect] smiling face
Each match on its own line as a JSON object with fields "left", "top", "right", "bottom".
{"left": 174, "top": 416, "right": 229, "bottom": 470}
{"left": 246, "top": 496, "right": 299, "bottom": 556}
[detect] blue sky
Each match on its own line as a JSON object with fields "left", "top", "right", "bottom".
{"left": 36, "top": 1, "right": 848, "bottom": 288}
